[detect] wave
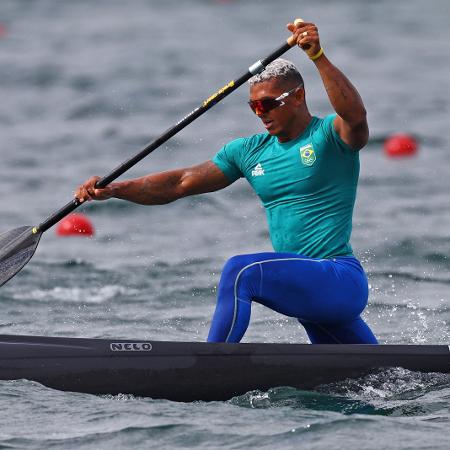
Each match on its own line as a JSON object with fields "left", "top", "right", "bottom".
{"left": 368, "top": 269, "right": 450, "bottom": 286}
{"left": 9, "top": 284, "right": 139, "bottom": 304}
{"left": 231, "top": 368, "right": 450, "bottom": 417}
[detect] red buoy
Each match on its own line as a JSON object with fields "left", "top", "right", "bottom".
{"left": 56, "top": 213, "right": 95, "bottom": 237}
{"left": 0, "top": 24, "right": 7, "bottom": 38}
{"left": 384, "top": 134, "right": 418, "bottom": 158}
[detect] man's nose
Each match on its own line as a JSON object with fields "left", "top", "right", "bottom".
{"left": 255, "top": 107, "right": 267, "bottom": 117}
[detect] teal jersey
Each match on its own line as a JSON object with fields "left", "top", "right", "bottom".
{"left": 212, "top": 114, "right": 360, "bottom": 258}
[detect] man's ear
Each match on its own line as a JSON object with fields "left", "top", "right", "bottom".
{"left": 294, "top": 88, "right": 305, "bottom": 104}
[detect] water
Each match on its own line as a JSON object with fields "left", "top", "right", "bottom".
{"left": 0, "top": 0, "right": 449, "bottom": 448}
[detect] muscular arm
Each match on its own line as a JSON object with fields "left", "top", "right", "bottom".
{"left": 75, "top": 161, "right": 232, "bottom": 205}
{"left": 288, "top": 21, "right": 369, "bottom": 150}
{"left": 314, "top": 55, "right": 368, "bottom": 150}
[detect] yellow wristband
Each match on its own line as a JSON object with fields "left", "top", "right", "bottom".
{"left": 310, "top": 47, "right": 324, "bottom": 61}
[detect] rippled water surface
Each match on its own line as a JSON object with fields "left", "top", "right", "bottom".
{"left": 0, "top": 0, "right": 449, "bottom": 448}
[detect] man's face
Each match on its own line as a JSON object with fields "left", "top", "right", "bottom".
{"left": 249, "top": 79, "right": 304, "bottom": 137}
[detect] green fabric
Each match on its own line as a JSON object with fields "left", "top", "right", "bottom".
{"left": 212, "top": 114, "right": 360, "bottom": 258}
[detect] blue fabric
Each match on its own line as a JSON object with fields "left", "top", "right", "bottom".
{"left": 207, "top": 252, "right": 378, "bottom": 344}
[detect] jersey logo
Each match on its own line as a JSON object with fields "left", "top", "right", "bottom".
{"left": 300, "top": 144, "right": 316, "bottom": 166}
{"left": 251, "top": 163, "right": 265, "bottom": 177}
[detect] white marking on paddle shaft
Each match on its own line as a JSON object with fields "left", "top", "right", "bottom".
{"left": 225, "top": 257, "right": 327, "bottom": 342}
{"left": 248, "top": 60, "right": 265, "bottom": 75}
{"left": 175, "top": 107, "right": 200, "bottom": 126}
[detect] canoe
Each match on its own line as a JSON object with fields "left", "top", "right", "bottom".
{"left": 0, "top": 334, "right": 448, "bottom": 401}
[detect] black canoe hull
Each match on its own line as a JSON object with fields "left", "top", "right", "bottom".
{"left": 0, "top": 335, "right": 449, "bottom": 401}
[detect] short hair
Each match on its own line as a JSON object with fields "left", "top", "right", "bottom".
{"left": 249, "top": 58, "right": 304, "bottom": 87}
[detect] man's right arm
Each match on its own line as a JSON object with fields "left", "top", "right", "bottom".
{"left": 75, "top": 161, "right": 232, "bottom": 205}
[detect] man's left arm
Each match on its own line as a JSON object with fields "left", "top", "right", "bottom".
{"left": 288, "top": 21, "right": 369, "bottom": 150}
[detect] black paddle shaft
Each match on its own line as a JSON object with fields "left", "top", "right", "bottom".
{"left": 35, "top": 41, "right": 294, "bottom": 233}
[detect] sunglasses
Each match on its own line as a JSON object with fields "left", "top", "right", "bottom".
{"left": 248, "top": 84, "right": 303, "bottom": 115}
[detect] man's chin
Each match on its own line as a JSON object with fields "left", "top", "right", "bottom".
{"left": 266, "top": 128, "right": 280, "bottom": 137}
{"left": 264, "top": 124, "right": 278, "bottom": 135}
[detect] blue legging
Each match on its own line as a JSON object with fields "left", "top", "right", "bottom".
{"left": 207, "top": 252, "right": 378, "bottom": 344}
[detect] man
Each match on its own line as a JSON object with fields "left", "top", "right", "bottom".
{"left": 75, "top": 21, "right": 378, "bottom": 345}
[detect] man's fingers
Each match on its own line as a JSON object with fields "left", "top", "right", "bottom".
{"left": 74, "top": 176, "right": 113, "bottom": 202}
{"left": 298, "top": 31, "right": 319, "bottom": 43}
{"left": 74, "top": 190, "right": 88, "bottom": 203}
{"left": 288, "top": 23, "right": 320, "bottom": 54}
{"left": 74, "top": 177, "right": 101, "bottom": 202}
{"left": 295, "top": 26, "right": 318, "bottom": 36}
{"left": 287, "top": 21, "right": 315, "bottom": 31}
{"left": 287, "top": 22, "right": 319, "bottom": 44}
{"left": 93, "top": 188, "right": 105, "bottom": 198}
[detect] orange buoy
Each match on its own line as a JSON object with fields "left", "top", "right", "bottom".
{"left": 0, "top": 24, "right": 7, "bottom": 38}
{"left": 384, "top": 134, "right": 418, "bottom": 158}
{"left": 56, "top": 213, "right": 95, "bottom": 237}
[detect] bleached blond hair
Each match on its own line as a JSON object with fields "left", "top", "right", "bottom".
{"left": 249, "top": 59, "right": 304, "bottom": 87}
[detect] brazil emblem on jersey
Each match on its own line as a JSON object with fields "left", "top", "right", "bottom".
{"left": 300, "top": 144, "right": 316, "bottom": 166}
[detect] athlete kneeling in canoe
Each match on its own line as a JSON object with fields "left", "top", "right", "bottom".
{"left": 75, "top": 20, "right": 378, "bottom": 345}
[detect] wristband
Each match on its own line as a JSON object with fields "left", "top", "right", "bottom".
{"left": 310, "top": 47, "right": 324, "bottom": 61}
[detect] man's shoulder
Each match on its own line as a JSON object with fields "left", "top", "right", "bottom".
{"left": 223, "top": 132, "right": 273, "bottom": 159}
{"left": 242, "top": 132, "right": 274, "bottom": 152}
{"left": 311, "top": 114, "right": 357, "bottom": 154}
{"left": 310, "top": 114, "right": 336, "bottom": 135}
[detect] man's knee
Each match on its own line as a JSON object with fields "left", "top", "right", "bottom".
{"left": 220, "top": 254, "right": 261, "bottom": 295}
{"left": 222, "top": 254, "right": 255, "bottom": 278}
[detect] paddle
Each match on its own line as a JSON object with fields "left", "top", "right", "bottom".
{"left": 0, "top": 19, "right": 303, "bottom": 287}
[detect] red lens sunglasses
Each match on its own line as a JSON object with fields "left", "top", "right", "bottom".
{"left": 248, "top": 84, "right": 303, "bottom": 115}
